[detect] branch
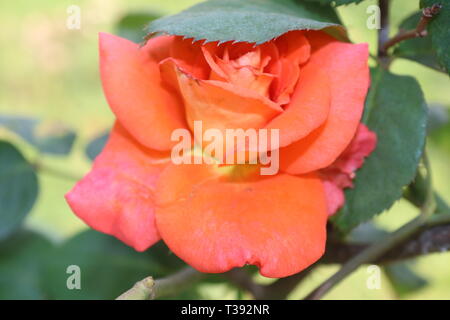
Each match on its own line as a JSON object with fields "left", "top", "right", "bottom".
{"left": 36, "top": 164, "right": 83, "bottom": 181}
{"left": 304, "top": 153, "right": 436, "bottom": 300}
{"left": 115, "top": 276, "right": 155, "bottom": 300}
{"left": 379, "top": 221, "right": 450, "bottom": 262}
{"left": 32, "top": 159, "right": 83, "bottom": 181}
{"left": 322, "top": 215, "right": 450, "bottom": 264}
{"left": 304, "top": 212, "right": 435, "bottom": 300}
{"left": 380, "top": 4, "right": 442, "bottom": 55}
{"left": 378, "top": 0, "right": 390, "bottom": 59}
{"left": 116, "top": 267, "right": 203, "bottom": 300}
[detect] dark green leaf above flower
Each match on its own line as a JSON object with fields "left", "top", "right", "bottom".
{"left": 146, "top": 0, "right": 345, "bottom": 44}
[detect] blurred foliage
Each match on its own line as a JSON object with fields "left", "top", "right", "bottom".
{"left": 85, "top": 130, "right": 109, "bottom": 161}
{"left": 0, "top": 228, "right": 199, "bottom": 299}
{"left": 384, "top": 262, "right": 428, "bottom": 298}
{"left": 0, "top": 231, "right": 52, "bottom": 299}
{"left": 0, "top": 141, "right": 38, "bottom": 240}
{"left": 0, "top": 0, "right": 449, "bottom": 300}
{"left": 0, "top": 115, "right": 76, "bottom": 155}
{"left": 42, "top": 230, "right": 188, "bottom": 299}
{"left": 116, "top": 12, "right": 161, "bottom": 43}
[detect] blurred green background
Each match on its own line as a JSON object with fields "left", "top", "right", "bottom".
{"left": 0, "top": 0, "right": 449, "bottom": 299}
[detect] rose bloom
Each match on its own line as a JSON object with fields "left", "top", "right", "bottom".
{"left": 66, "top": 30, "right": 376, "bottom": 278}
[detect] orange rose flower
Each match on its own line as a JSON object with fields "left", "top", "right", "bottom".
{"left": 66, "top": 30, "right": 375, "bottom": 278}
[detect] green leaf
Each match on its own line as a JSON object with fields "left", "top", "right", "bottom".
{"left": 305, "top": 0, "right": 365, "bottom": 6}
{"left": 42, "top": 230, "right": 186, "bottom": 299}
{"left": 0, "top": 231, "right": 54, "bottom": 299}
{"left": 86, "top": 130, "right": 109, "bottom": 161}
{"left": 393, "top": 12, "right": 443, "bottom": 72}
{"left": 420, "top": 0, "right": 450, "bottom": 74}
{"left": 0, "top": 115, "right": 76, "bottom": 155}
{"left": 0, "top": 141, "right": 39, "bottom": 240}
{"left": 333, "top": 68, "right": 428, "bottom": 232}
{"left": 384, "top": 262, "right": 428, "bottom": 298}
{"left": 116, "top": 12, "right": 161, "bottom": 43}
{"left": 146, "top": 0, "right": 345, "bottom": 44}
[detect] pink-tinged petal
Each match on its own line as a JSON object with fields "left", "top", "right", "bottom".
{"left": 328, "top": 123, "right": 378, "bottom": 175}
{"left": 99, "top": 33, "right": 188, "bottom": 151}
{"left": 65, "top": 123, "right": 171, "bottom": 251}
{"left": 320, "top": 124, "right": 377, "bottom": 215}
{"left": 322, "top": 180, "right": 345, "bottom": 217}
{"left": 154, "top": 162, "right": 328, "bottom": 278}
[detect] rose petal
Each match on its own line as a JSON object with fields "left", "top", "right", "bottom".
{"left": 265, "top": 66, "right": 330, "bottom": 148}
{"left": 320, "top": 124, "right": 377, "bottom": 215}
{"left": 269, "top": 31, "right": 311, "bottom": 105}
{"left": 161, "top": 59, "right": 282, "bottom": 135}
{"left": 322, "top": 180, "right": 345, "bottom": 217}
{"left": 155, "top": 162, "right": 327, "bottom": 278}
{"left": 168, "top": 37, "right": 212, "bottom": 80}
{"left": 202, "top": 44, "right": 228, "bottom": 80}
{"left": 99, "top": 33, "right": 188, "bottom": 151}
{"left": 280, "top": 31, "right": 370, "bottom": 174}
{"left": 65, "top": 123, "right": 170, "bottom": 251}
{"left": 214, "top": 49, "right": 275, "bottom": 98}
{"left": 328, "top": 123, "right": 378, "bottom": 175}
